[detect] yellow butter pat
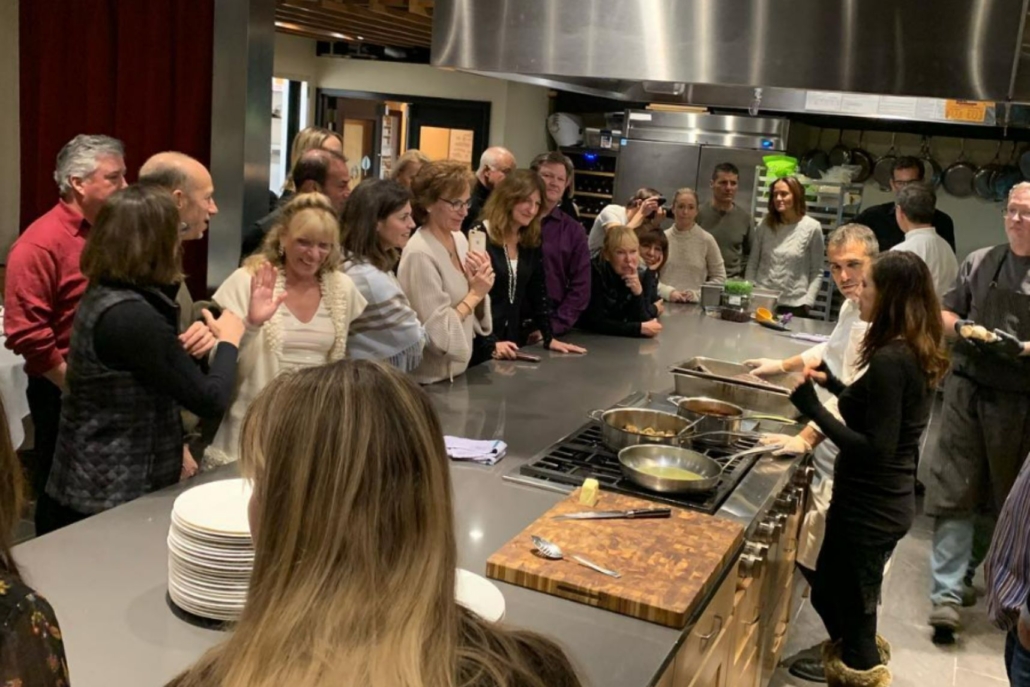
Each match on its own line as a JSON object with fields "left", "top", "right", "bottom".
{"left": 580, "top": 478, "right": 599, "bottom": 506}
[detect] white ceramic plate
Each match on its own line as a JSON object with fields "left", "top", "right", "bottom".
{"left": 172, "top": 478, "right": 253, "bottom": 535}
{"left": 455, "top": 568, "right": 505, "bottom": 623}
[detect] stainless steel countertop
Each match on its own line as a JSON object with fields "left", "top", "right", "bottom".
{"left": 13, "top": 305, "right": 832, "bottom": 687}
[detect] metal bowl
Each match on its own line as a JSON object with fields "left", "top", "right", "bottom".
{"left": 588, "top": 408, "right": 696, "bottom": 452}
{"left": 617, "top": 444, "right": 722, "bottom": 494}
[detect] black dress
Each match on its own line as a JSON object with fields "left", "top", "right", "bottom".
{"left": 471, "top": 230, "right": 554, "bottom": 363}
{"left": 577, "top": 257, "right": 659, "bottom": 337}
{"left": 790, "top": 341, "right": 933, "bottom": 669}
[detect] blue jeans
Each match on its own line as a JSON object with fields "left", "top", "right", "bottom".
{"left": 1006, "top": 630, "right": 1030, "bottom": 687}
{"left": 930, "top": 514, "right": 994, "bottom": 605}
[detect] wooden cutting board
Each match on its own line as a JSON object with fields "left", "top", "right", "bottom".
{"left": 486, "top": 489, "right": 744, "bottom": 628}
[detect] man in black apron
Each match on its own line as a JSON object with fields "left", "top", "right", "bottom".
{"left": 925, "top": 182, "right": 1030, "bottom": 641}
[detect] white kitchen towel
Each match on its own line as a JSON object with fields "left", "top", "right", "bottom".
{"left": 789, "top": 332, "right": 831, "bottom": 344}
{"left": 445, "top": 436, "right": 507, "bottom": 466}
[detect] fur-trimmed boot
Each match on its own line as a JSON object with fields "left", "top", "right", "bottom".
{"left": 822, "top": 640, "right": 893, "bottom": 687}
{"left": 875, "top": 635, "right": 891, "bottom": 665}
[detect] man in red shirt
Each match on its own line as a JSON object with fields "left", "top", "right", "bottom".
{"left": 4, "top": 134, "right": 127, "bottom": 503}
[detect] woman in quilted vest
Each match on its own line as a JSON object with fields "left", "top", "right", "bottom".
{"left": 204, "top": 193, "right": 367, "bottom": 468}
{"left": 39, "top": 185, "right": 253, "bottom": 535}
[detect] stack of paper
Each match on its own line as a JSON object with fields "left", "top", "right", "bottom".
{"left": 445, "top": 436, "right": 507, "bottom": 466}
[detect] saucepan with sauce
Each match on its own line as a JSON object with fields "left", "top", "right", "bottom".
{"left": 617, "top": 443, "right": 783, "bottom": 494}
{"left": 667, "top": 396, "right": 796, "bottom": 447}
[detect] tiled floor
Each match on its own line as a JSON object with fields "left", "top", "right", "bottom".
{"left": 771, "top": 391, "right": 1010, "bottom": 687}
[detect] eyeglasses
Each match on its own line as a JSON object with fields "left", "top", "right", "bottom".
{"left": 1004, "top": 208, "right": 1030, "bottom": 222}
{"left": 440, "top": 198, "right": 473, "bottom": 211}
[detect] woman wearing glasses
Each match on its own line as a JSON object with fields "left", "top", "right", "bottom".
{"left": 398, "top": 161, "right": 495, "bottom": 383}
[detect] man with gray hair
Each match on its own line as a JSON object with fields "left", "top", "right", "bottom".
{"left": 891, "top": 182, "right": 958, "bottom": 296}
{"left": 462, "top": 146, "right": 516, "bottom": 233}
{"left": 4, "top": 134, "right": 127, "bottom": 505}
{"left": 743, "top": 223, "right": 880, "bottom": 682}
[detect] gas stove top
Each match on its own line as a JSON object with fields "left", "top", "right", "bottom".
{"left": 504, "top": 392, "right": 799, "bottom": 516}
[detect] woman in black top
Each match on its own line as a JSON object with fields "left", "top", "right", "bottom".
{"left": 38, "top": 186, "right": 278, "bottom": 535}
{"left": 789, "top": 251, "right": 949, "bottom": 686}
{"left": 579, "top": 225, "right": 662, "bottom": 338}
{"left": 471, "top": 170, "right": 586, "bottom": 362}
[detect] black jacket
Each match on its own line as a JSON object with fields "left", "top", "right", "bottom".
{"left": 473, "top": 228, "right": 554, "bottom": 359}
{"left": 462, "top": 180, "right": 492, "bottom": 234}
{"left": 852, "top": 201, "right": 956, "bottom": 253}
{"left": 578, "top": 258, "right": 658, "bottom": 337}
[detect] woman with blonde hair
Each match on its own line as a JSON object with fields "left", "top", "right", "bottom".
{"left": 579, "top": 225, "right": 662, "bottom": 338}
{"left": 470, "top": 170, "right": 586, "bottom": 362}
{"left": 746, "top": 176, "right": 824, "bottom": 317}
{"left": 169, "top": 360, "right": 582, "bottom": 687}
{"left": 282, "top": 127, "right": 344, "bottom": 197}
{"left": 391, "top": 148, "right": 430, "bottom": 189}
{"left": 204, "top": 193, "right": 367, "bottom": 468}
{"left": 397, "top": 160, "right": 494, "bottom": 384}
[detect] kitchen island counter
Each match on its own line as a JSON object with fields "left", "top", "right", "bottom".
{"left": 13, "top": 305, "right": 833, "bottom": 687}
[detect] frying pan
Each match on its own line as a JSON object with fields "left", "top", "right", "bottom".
{"left": 942, "top": 140, "right": 977, "bottom": 198}
{"left": 992, "top": 143, "right": 1022, "bottom": 202}
{"left": 919, "top": 137, "right": 943, "bottom": 188}
{"left": 1019, "top": 145, "right": 1030, "bottom": 181}
{"left": 974, "top": 142, "right": 1004, "bottom": 201}
{"left": 828, "top": 129, "right": 852, "bottom": 167}
{"left": 850, "top": 132, "right": 875, "bottom": 184}
{"left": 800, "top": 128, "right": 830, "bottom": 180}
{"left": 617, "top": 443, "right": 781, "bottom": 494}
{"left": 872, "top": 133, "right": 899, "bottom": 191}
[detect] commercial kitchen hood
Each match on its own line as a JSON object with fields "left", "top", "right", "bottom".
{"left": 431, "top": 0, "right": 1030, "bottom": 127}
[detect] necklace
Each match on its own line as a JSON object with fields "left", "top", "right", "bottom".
{"left": 506, "top": 242, "right": 518, "bottom": 304}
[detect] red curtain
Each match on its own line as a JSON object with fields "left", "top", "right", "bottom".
{"left": 20, "top": 0, "right": 215, "bottom": 297}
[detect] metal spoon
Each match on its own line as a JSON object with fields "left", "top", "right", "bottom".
{"left": 531, "top": 535, "right": 622, "bottom": 578}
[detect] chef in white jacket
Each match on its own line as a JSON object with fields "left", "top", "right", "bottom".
{"left": 890, "top": 182, "right": 959, "bottom": 297}
{"left": 743, "top": 223, "right": 878, "bottom": 683}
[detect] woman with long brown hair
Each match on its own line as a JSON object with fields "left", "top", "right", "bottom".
{"left": 1, "top": 394, "right": 70, "bottom": 684}
{"left": 169, "top": 360, "right": 581, "bottom": 687}
{"left": 746, "top": 176, "right": 825, "bottom": 317}
{"left": 470, "top": 170, "right": 586, "bottom": 362}
{"left": 789, "top": 250, "right": 948, "bottom": 686}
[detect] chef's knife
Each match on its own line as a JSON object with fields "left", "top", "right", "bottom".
{"left": 554, "top": 508, "right": 672, "bottom": 521}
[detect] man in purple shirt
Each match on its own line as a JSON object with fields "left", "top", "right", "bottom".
{"left": 530, "top": 152, "right": 591, "bottom": 336}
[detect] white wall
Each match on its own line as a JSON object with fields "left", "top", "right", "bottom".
{"left": 0, "top": 0, "right": 19, "bottom": 261}
{"left": 790, "top": 125, "right": 1011, "bottom": 261}
{"left": 273, "top": 34, "right": 551, "bottom": 168}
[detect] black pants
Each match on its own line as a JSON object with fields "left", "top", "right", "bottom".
{"left": 25, "top": 376, "right": 62, "bottom": 498}
{"left": 810, "top": 520, "right": 896, "bottom": 670}
{"left": 34, "top": 492, "right": 89, "bottom": 536}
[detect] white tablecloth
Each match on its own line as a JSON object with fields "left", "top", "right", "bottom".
{"left": 0, "top": 341, "right": 30, "bottom": 449}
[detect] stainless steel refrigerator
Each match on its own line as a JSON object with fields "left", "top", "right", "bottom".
{"left": 612, "top": 111, "right": 789, "bottom": 214}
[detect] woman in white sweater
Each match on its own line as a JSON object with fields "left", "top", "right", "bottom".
{"left": 659, "top": 188, "right": 726, "bottom": 302}
{"left": 397, "top": 161, "right": 494, "bottom": 384}
{"left": 746, "top": 176, "right": 825, "bottom": 317}
{"left": 341, "top": 178, "right": 426, "bottom": 372}
{"left": 204, "top": 193, "right": 367, "bottom": 467}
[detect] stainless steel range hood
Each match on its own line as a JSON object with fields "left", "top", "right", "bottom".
{"left": 432, "top": 0, "right": 1030, "bottom": 126}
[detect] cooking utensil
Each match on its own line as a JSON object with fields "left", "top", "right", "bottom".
{"left": 758, "top": 318, "right": 791, "bottom": 332}
{"left": 530, "top": 535, "right": 622, "bottom": 578}
{"left": 872, "top": 133, "right": 898, "bottom": 191}
{"left": 670, "top": 357, "right": 801, "bottom": 420}
{"left": 617, "top": 443, "right": 781, "bottom": 494}
{"left": 828, "top": 129, "right": 852, "bottom": 167}
{"left": 942, "top": 140, "right": 978, "bottom": 198}
{"left": 554, "top": 508, "right": 672, "bottom": 521}
{"left": 974, "top": 141, "right": 1004, "bottom": 200}
{"left": 800, "top": 128, "right": 830, "bottom": 180}
{"left": 920, "top": 137, "right": 943, "bottom": 188}
{"left": 850, "top": 132, "right": 875, "bottom": 184}
{"left": 668, "top": 396, "right": 745, "bottom": 441}
{"left": 992, "top": 143, "right": 1022, "bottom": 202}
{"left": 587, "top": 408, "right": 701, "bottom": 451}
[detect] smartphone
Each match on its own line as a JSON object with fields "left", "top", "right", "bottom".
{"left": 468, "top": 228, "right": 487, "bottom": 254}
{"left": 514, "top": 352, "right": 541, "bottom": 363}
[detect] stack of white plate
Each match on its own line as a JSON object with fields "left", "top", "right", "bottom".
{"left": 167, "top": 478, "right": 254, "bottom": 622}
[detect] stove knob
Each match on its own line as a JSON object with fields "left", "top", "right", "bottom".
{"left": 744, "top": 541, "right": 770, "bottom": 558}
{"left": 792, "top": 466, "right": 815, "bottom": 487}
{"left": 754, "top": 520, "right": 778, "bottom": 543}
{"left": 739, "top": 553, "right": 764, "bottom": 578}
{"left": 775, "top": 492, "right": 798, "bottom": 513}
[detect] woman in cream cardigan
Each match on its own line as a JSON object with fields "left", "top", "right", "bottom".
{"left": 204, "top": 193, "right": 367, "bottom": 467}
{"left": 398, "top": 161, "right": 494, "bottom": 384}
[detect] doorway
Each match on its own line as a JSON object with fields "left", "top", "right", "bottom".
{"left": 316, "top": 89, "right": 490, "bottom": 179}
